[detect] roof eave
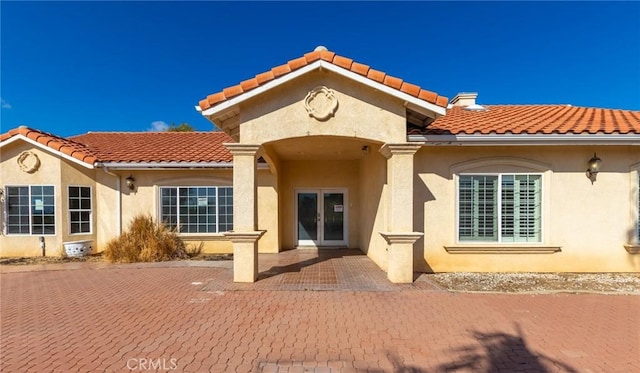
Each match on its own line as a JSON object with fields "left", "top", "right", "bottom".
{"left": 97, "top": 162, "right": 270, "bottom": 170}
{"left": 409, "top": 133, "right": 640, "bottom": 146}
{"left": 98, "top": 161, "right": 234, "bottom": 169}
{"left": 0, "top": 135, "right": 95, "bottom": 169}
{"left": 197, "top": 60, "right": 447, "bottom": 121}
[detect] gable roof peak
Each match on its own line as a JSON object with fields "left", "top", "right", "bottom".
{"left": 197, "top": 49, "right": 449, "bottom": 115}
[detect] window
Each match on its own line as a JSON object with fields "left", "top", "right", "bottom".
{"left": 5, "top": 186, "right": 55, "bottom": 235}
{"left": 69, "top": 186, "right": 92, "bottom": 234}
{"left": 458, "top": 174, "right": 541, "bottom": 243}
{"left": 160, "top": 186, "right": 233, "bottom": 233}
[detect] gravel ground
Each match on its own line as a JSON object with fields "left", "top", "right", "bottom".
{"left": 2, "top": 256, "right": 638, "bottom": 293}
{"left": 430, "top": 272, "right": 640, "bottom": 293}
{"left": 0, "top": 253, "right": 231, "bottom": 265}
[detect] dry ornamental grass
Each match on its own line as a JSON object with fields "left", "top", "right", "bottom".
{"left": 104, "top": 214, "right": 187, "bottom": 263}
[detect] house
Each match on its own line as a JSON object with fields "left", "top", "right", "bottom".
{"left": 2, "top": 47, "right": 639, "bottom": 283}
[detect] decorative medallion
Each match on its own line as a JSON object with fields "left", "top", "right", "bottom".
{"left": 17, "top": 151, "right": 40, "bottom": 173}
{"left": 304, "top": 86, "right": 338, "bottom": 121}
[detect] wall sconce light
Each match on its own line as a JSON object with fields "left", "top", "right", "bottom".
{"left": 125, "top": 175, "right": 136, "bottom": 191}
{"left": 361, "top": 145, "right": 370, "bottom": 156}
{"left": 586, "top": 153, "right": 602, "bottom": 183}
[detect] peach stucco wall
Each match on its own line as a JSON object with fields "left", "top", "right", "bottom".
{"left": 415, "top": 145, "right": 640, "bottom": 272}
{"left": 279, "top": 159, "right": 361, "bottom": 250}
{"left": 1, "top": 140, "right": 97, "bottom": 256}
{"left": 238, "top": 70, "right": 407, "bottom": 145}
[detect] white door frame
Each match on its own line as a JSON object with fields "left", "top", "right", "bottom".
{"left": 294, "top": 188, "right": 348, "bottom": 247}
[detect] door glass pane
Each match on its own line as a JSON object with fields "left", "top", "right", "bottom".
{"left": 297, "top": 193, "right": 318, "bottom": 241}
{"left": 323, "top": 193, "right": 344, "bottom": 241}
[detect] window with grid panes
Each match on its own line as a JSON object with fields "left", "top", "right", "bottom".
{"left": 458, "top": 174, "right": 541, "bottom": 242}
{"left": 68, "top": 186, "right": 92, "bottom": 234}
{"left": 159, "top": 186, "right": 233, "bottom": 233}
{"left": 5, "top": 186, "right": 56, "bottom": 235}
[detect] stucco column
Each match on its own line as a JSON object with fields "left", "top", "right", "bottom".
{"left": 379, "top": 143, "right": 423, "bottom": 283}
{"left": 224, "top": 143, "right": 264, "bottom": 282}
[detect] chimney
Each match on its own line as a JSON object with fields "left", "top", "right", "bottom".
{"left": 450, "top": 92, "right": 478, "bottom": 107}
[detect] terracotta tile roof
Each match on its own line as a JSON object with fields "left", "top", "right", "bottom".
{"left": 1, "top": 126, "right": 98, "bottom": 165}
{"left": 409, "top": 105, "right": 640, "bottom": 135}
{"left": 69, "top": 131, "right": 234, "bottom": 163}
{"left": 198, "top": 49, "right": 449, "bottom": 111}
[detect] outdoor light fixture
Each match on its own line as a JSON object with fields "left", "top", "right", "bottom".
{"left": 586, "top": 153, "right": 602, "bottom": 183}
{"left": 361, "top": 145, "right": 370, "bottom": 156}
{"left": 125, "top": 175, "right": 136, "bottom": 191}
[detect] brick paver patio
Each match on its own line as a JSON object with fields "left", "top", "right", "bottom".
{"left": 1, "top": 249, "right": 638, "bottom": 372}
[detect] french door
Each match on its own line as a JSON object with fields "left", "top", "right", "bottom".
{"left": 296, "top": 189, "right": 347, "bottom": 247}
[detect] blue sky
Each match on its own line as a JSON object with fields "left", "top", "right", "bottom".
{"left": 1, "top": 1, "right": 639, "bottom": 137}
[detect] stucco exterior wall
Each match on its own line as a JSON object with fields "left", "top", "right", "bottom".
{"left": 59, "top": 157, "right": 97, "bottom": 246}
{"left": 94, "top": 170, "right": 120, "bottom": 251}
{"left": 1, "top": 141, "right": 97, "bottom": 256}
{"left": 256, "top": 169, "right": 279, "bottom": 253}
{"left": 358, "top": 143, "right": 389, "bottom": 270}
{"left": 238, "top": 71, "right": 407, "bottom": 144}
{"left": 279, "top": 160, "right": 360, "bottom": 250}
{"left": 117, "top": 169, "right": 236, "bottom": 254}
{"left": 416, "top": 145, "right": 640, "bottom": 272}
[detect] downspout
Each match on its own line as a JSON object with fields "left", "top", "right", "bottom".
{"left": 101, "top": 166, "right": 122, "bottom": 236}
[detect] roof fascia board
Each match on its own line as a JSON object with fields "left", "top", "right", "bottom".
{"left": 319, "top": 62, "right": 447, "bottom": 116}
{"left": 198, "top": 60, "right": 446, "bottom": 117}
{"left": 0, "top": 135, "right": 94, "bottom": 169}
{"left": 198, "top": 61, "right": 322, "bottom": 116}
{"left": 409, "top": 134, "right": 640, "bottom": 145}
{"left": 98, "top": 162, "right": 235, "bottom": 169}
{"left": 98, "top": 162, "right": 270, "bottom": 170}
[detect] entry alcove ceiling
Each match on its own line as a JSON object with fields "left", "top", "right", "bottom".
{"left": 267, "top": 136, "right": 378, "bottom": 161}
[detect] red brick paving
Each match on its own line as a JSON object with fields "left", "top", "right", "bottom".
{"left": 1, "top": 254, "right": 639, "bottom": 372}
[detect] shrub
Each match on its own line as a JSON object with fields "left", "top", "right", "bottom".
{"left": 185, "top": 241, "right": 204, "bottom": 258}
{"left": 104, "top": 214, "right": 187, "bottom": 263}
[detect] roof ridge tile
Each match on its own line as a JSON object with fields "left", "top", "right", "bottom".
{"left": 197, "top": 49, "right": 449, "bottom": 112}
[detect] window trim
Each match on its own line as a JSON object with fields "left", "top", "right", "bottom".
{"left": 157, "top": 185, "right": 233, "bottom": 235}
{"left": 456, "top": 172, "right": 544, "bottom": 245}
{"left": 4, "top": 185, "right": 56, "bottom": 236}
{"left": 68, "top": 185, "right": 93, "bottom": 235}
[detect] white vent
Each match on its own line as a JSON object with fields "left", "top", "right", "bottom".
{"left": 463, "top": 104, "right": 488, "bottom": 112}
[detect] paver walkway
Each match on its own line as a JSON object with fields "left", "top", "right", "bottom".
{"left": 1, "top": 250, "right": 638, "bottom": 372}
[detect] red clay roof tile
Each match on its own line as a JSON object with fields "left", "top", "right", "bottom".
{"left": 382, "top": 75, "right": 403, "bottom": 90}
{"left": 351, "top": 62, "right": 370, "bottom": 76}
{"left": 0, "top": 127, "right": 98, "bottom": 165}
{"left": 418, "top": 89, "right": 438, "bottom": 104}
{"left": 366, "top": 69, "right": 386, "bottom": 83}
{"left": 303, "top": 51, "right": 321, "bottom": 63}
{"left": 286, "top": 56, "right": 306, "bottom": 70}
{"left": 255, "top": 71, "right": 275, "bottom": 85}
{"left": 400, "top": 82, "right": 420, "bottom": 97}
{"left": 271, "top": 63, "right": 291, "bottom": 78}
{"left": 240, "top": 78, "right": 259, "bottom": 91}
{"left": 333, "top": 55, "right": 354, "bottom": 70}
{"left": 206, "top": 92, "right": 226, "bottom": 106}
{"left": 1, "top": 127, "right": 236, "bottom": 164}
{"left": 411, "top": 105, "right": 640, "bottom": 135}
{"left": 69, "top": 131, "right": 234, "bottom": 163}
{"left": 319, "top": 50, "right": 336, "bottom": 61}
{"left": 435, "top": 95, "right": 449, "bottom": 107}
{"left": 222, "top": 85, "right": 243, "bottom": 99}
{"left": 197, "top": 49, "right": 449, "bottom": 112}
